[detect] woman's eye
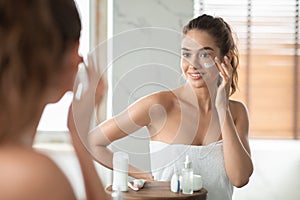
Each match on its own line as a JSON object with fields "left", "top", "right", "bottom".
{"left": 182, "top": 52, "right": 191, "bottom": 57}
{"left": 199, "top": 52, "right": 210, "bottom": 58}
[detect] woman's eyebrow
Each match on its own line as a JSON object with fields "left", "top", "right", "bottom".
{"left": 201, "top": 47, "right": 214, "bottom": 51}
{"left": 181, "top": 47, "right": 191, "bottom": 51}
{"left": 181, "top": 47, "right": 214, "bottom": 51}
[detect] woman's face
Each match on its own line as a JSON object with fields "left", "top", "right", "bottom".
{"left": 181, "top": 29, "right": 221, "bottom": 89}
{"left": 63, "top": 42, "right": 82, "bottom": 92}
{"left": 49, "top": 41, "right": 82, "bottom": 102}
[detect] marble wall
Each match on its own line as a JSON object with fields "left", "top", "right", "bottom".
{"left": 107, "top": 0, "right": 193, "bottom": 178}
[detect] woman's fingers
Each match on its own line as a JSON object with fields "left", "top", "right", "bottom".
{"left": 223, "top": 56, "right": 232, "bottom": 78}
{"left": 215, "top": 56, "right": 232, "bottom": 82}
{"left": 221, "top": 63, "right": 230, "bottom": 79}
{"left": 214, "top": 57, "right": 225, "bottom": 75}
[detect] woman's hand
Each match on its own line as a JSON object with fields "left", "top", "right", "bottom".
{"left": 68, "top": 58, "right": 104, "bottom": 149}
{"left": 129, "top": 169, "right": 154, "bottom": 181}
{"left": 214, "top": 56, "right": 233, "bottom": 128}
{"left": 214, "top": 56, "right": 232, "bottom": 108}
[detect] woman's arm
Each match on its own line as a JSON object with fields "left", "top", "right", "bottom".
{"left": 88, "top": 94, "right": 160, "bottom": 180}
{"left": 221, "top": 101, "right": 253, "bottom": 187}
{"left": 67, "top": 64, "right": 109, "bottom": 199}
{"left": 68, "top": 106, "right": 108, "bottom": 200}
{"left": 214, "top": 55, "right": 253, "bottom": 187}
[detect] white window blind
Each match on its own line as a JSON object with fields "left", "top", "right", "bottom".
{"left": 194, "top": 0, "right": 300, "bottom": 139}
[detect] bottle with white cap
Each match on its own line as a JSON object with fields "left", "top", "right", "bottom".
{"left": 182, "top": 155, "right": 193, "bottom": 194}
{"left": 112, "top": 152, "right": 129, "bottom": 192}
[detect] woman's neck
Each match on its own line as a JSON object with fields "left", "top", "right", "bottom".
{"left": 181, "top": 84, "right": 215, "bottom": 113}
{"left": 0, "top": 104, "right": 45, "bottom": 148}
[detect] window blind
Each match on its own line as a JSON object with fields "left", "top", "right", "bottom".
{"left": 194, "top": 0, "right": 300, "bottom": 139}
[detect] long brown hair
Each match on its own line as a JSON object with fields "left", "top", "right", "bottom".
{"left": 0, "top": 0, "right": 81, "bottom": 136}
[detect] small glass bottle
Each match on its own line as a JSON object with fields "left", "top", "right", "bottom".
{"left": 182, "top": 155, "right": 193, "bottom": 194}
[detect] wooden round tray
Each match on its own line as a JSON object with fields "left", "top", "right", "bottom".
{"left": 105, "top": 181, "right": 207, "bottom": 200}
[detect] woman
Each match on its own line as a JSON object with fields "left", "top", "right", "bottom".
{"left": 0, "top": 0, "right": 106, "bottom": 199}
{"left": 89, "top": 14, "right": 253, "bottom": 199}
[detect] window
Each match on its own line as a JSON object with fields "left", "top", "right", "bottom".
{"left": 37, "top": 0, "right": 90, "bottom": 132}
{"left": 194, "top": 0, "right": 300, "bottom": 139}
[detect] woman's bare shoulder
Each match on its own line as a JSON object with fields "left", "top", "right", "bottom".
{"left": 135, "top": 90, "right": 178, "bottom": 113}
{"left": 229, "top": 99, "right": 249, "bottom": 121}
{"left": 0, "top": 147, "right": 76, "bottom": 200}
{"left": 143, "top": 90, "right": 178, "bottom": 106}
{"left": 229, "top": 99, "right": 248, "bottom": 111}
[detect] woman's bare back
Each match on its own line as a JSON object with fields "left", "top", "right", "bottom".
{"left": 0, "top": 146, "right": 76, "bottom": 200}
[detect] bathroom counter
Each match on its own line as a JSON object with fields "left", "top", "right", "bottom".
{"left": 105, "top": 181, "right": 207, "bottom": 200}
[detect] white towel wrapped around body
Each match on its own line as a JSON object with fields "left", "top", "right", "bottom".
{"left": 149, "top": 140, "right": 233, "bottom": 200}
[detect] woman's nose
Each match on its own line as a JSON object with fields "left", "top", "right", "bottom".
{"left": 189, "top": 64, "right": 196, "bottom": 70}
{"left": 190, "top": 57, "right": 202, "bottom": 70}
{"left": 78, "top": 55, "right": 84, "bottom": 65}
{"left": 189, "top": 62, "right": 201, "bottom": 70}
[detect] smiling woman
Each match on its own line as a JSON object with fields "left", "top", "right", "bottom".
{"left": 86, "top": 14, "right": 253, "bottom": 200}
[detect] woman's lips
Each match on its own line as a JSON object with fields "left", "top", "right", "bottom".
{"left": 188, "top": 72, "right": 206, "bottom": 80}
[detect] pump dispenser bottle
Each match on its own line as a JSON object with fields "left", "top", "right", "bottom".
{"left": 182, "top": 155, "right": 193, "bottom": 194}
